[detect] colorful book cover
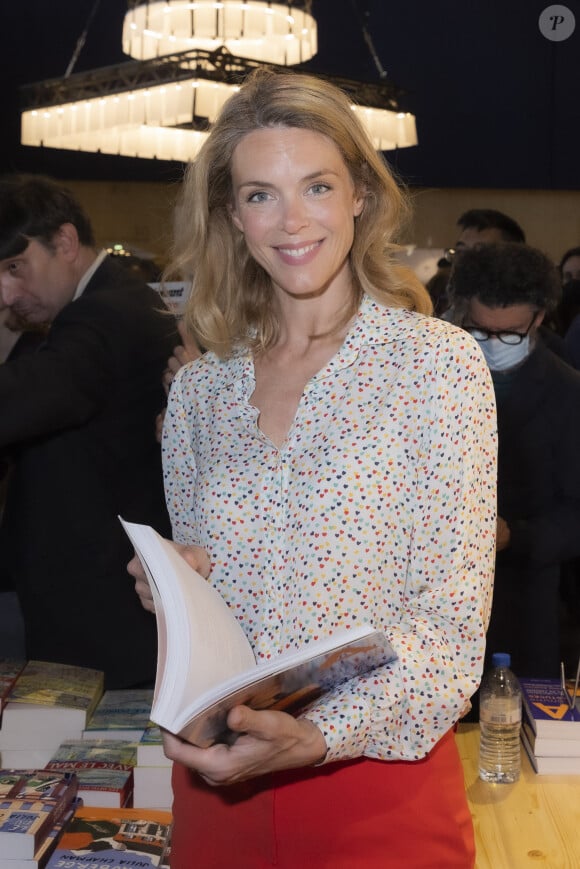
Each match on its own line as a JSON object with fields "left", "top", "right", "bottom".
{"left": 0, "top": 794, "right": 74, "bottom": 860}
{"left": 83, "top": 689, "right": 153, "bottom": 739}
{"left": 46, "top": 741, "right": 138, "bottom": 808}
{"left": 6, "top": 662, "right": 104, "bottom": 716}
{"left": 0, "top": 770, "right": 78, "bottom": 803}
{"left": 520, "top": 678, "right": 580, "bottom": 739}
{"left": 45, "top": 807, "right": 172, "bottom": 869}
{"left": 47, "top": 740, "right": 138, "bottom": 771}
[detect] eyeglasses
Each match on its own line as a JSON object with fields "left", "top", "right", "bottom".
{"left": 561, "top": 657, "right": 580, "bottom": 713}
{"left": 463, "top": 313, "right": 538, "bottom": 346}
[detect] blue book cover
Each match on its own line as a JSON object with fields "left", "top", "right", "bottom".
{"left": 520, "top": 678, "right": 580, "bottom": 739}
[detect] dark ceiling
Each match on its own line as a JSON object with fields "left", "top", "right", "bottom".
{"left": 2, "top": 0, "right": 580, "bottom": 189}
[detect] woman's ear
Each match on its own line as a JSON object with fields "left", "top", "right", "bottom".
{"left": 228, "top": 203, "right": 244, "bottom": 233}
{"left": 353, "top": 192, "right": 365, "bottom": 218}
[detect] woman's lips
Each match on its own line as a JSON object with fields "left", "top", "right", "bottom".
{"left": 275, "top": 240, "right": 322, "bottom": 264}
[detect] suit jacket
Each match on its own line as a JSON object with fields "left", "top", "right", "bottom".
{"left": 488, "top": 340, "right": 580, "bottom": 677}
{"left": 0, "top": 256, "right": 178, "bottom": 688}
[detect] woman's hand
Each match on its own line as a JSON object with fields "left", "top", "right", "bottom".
{"left": 162, "top": 706, "right": 327, "bottom": 786}
{"left": 127, "top": 541, "right": 211, "bottom": 613}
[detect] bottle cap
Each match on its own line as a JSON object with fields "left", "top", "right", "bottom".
{"left": 491, "top": 652, "right": 511, "bottom": 667}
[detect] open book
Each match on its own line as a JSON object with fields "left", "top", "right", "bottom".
{"left": 121, "top": 519, "right": 396, "bottom": 748}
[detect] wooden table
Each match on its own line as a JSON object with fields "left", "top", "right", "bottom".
{"left": 456, "top": 724, "right": 580, "bottom": 868}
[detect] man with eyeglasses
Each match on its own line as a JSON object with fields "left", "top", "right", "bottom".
{"left": 449, "top": 241, "right": 580, "bottom": 686}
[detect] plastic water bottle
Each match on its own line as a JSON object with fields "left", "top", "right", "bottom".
{"left": 479, "top": 652, "right": 522, "bottom": 783}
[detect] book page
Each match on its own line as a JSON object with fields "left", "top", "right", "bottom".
{"left": 120, "top": 519, "right": 256, "bottom": 727}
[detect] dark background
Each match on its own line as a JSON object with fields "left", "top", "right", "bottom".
{"left": 2, "top": 0, "right": 580, "bottom": 189}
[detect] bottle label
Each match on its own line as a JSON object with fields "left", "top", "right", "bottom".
{"left": 480, "top": 700, "right": 521, "bottom": 726}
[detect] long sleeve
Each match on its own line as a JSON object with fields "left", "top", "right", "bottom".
{"left": 162, "top": 299, "right": 497, "bottom": 764}
{"left": 304, "top": 326, "right": 497, "bottom": 762}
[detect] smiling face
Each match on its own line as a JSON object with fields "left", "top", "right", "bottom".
{"left": 229, "top": 126, "right": 364, "bottom": 305}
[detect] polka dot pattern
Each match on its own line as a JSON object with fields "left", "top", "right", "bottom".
{"left": 163, "top": 295, "right": 497, "bottom": 763}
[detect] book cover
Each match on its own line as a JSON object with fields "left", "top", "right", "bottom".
{"left": 521, "top": 727, "right": 580, "bottom": 775}
{"left": 45, "top": 807, "right": 172, "bottom": 869}
{"left": 0, "top": 770, "right": 78, "bottom": 804}
{"left": 0, "top": 662, "right": 104, "bottom": 749}
{"left": 47, "top": 740, "right": 138, "bottom": 771}
{"left": 0, "top": 799, "right": 78, "bottom": 869}
{"left": 0, "top": 783, "right": 77, "bottom": 861}
{"left": 83, "top": 689, "right": 154, "bottom": 741}
{"left": 120, "top": 519, "right": 397, "bottom": 748}
{"left": 520, "top": 678, "right": 580, "bottom": 739}
{"left": 46, "top": 740, "right": 138, "bottom": 808}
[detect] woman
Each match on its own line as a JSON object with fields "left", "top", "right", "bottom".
{"left": 131, "top": 69, "right": 497, "bottom": 867}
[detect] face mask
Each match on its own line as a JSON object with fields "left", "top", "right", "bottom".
{"left": 478, "top": 335, "right": 531, "bottom": 371}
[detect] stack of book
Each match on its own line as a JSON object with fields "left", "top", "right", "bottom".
{"left": 133, "top": 725, "right": 172, "bottom": 811}
{"left": 45, "top": 739, "right": 138, "bottom": 808}
{"left": 44, "top": 805, "right": 172, "bottom": 869}
{"left": 79, "top": 687, "right": 171, "bottom": 810}
{"left": 520, "top": 677, "right": 580, "bottom": 774}
{"left": 0, "top": 769, "right": 80, "bottom": 869}
{"left": 0, "top": 662, "right": 104, "bottom": 770}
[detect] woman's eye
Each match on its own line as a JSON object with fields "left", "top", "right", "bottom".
{"left": 309, "top": 183, "right": 330, "bottom": 195}
{"left": 247, "top": 191, "right": 272, "bottom": 203}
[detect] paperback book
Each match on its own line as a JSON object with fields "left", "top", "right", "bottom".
{"left": 136, "top": 725, "right": 169, "bottom": 768}
{"left": 120, "top": 519, "right": 397, "bottom": 748}
{"left": 0, "top": 773, "right": 78, "bottom": 860}
{"left": 521, "top": 715, "right": 580, "bottom": 758}
{"left": 133, "top": 766, "right": 172, "bottom": 812}
{"left": 83, "top": 689, "right": 154, "bottom": 741}
{"left": 44, "top": 806, "right": 172, "bottom": 869}
{"left": 0, "top": 661, "right": 104, "bottom": 750}
{"left": 46, "top": 740, "right": 138, "bottom": 808}
{"left": 0, "top": 770, "right": 78, "bottom": 804}
{"left": 0, "top": 799, "right": 79, "bottom": 869}
{"left": 521, "top": 727, "right": 580, "bottom": 775}
{"left": 520, "top": 678, "right": 580, "bottom": 740}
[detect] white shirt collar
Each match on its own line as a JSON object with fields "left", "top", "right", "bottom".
{"left": 72, "top": 249, "right": 108, "bottom": 302}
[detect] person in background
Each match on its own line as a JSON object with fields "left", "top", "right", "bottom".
{"left": 434, "top": 208, "right": 527, "bottom": 322}
{"left": 0, "top": 175, "right": 178, "bottom": 688}
{"left": 454, "top": 208, "right": 526, "bottom": 250}
{"left": 559, "top": 246, "right": 580, "bottom": 284}
{"left": 448, "top": 242, "right": 580, "bottom": 683}
{"left": 129, "top": 68, "right": 496, "bottom": 868}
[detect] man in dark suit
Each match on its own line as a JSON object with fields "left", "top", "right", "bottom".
{"left": 0, "top": 175, "right": 178, "bottom": 688}
{"left": 449, "top": 242, "right": 580, "bottom": 681}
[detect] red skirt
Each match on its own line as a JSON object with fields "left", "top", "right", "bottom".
{"left": 169, "top": 730, "right": 474, "bottom": 868}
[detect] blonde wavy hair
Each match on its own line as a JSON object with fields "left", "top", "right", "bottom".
{"left": 167, "top": 67, "right": 431, "bottom": 357}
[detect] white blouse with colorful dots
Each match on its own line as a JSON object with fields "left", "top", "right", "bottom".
{"left": 163, "top": 294, "right": 497, "bottom": 763}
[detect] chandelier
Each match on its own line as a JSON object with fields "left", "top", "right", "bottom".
{"left": 123, "top": 0, "right": 317, "bottom": 64}
{"left": 20, "top": 1, "right": 417, "bottom": 161}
